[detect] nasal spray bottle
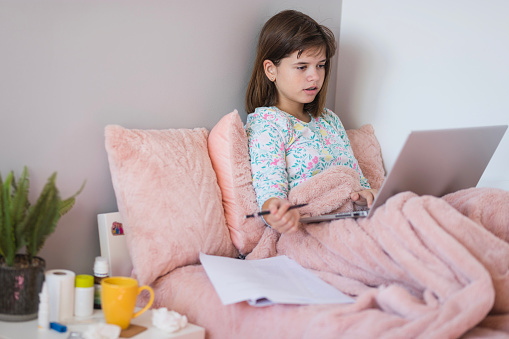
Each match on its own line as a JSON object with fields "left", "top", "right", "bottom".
{"left": 38, "top": 282, "right": 50, "bottom": 330}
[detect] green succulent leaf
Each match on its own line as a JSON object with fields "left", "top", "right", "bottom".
{"left": 11, "top": 167, "right": 30, "bottom": 251}
{"left": 59, "top": 180, "right": 86, "bottom": 216}
{"left": 0, "top": 172, "right": 16, "bottom": 266}
{"left": 23, "top": 173, "right": 60, "bottom": 261}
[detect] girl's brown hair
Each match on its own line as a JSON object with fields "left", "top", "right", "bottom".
{"left": 245, "top": 10, "right": 337, "bottom": 117}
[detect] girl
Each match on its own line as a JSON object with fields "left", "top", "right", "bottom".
{"left": 245, "top": 10, "right": 377, "bottom": 234}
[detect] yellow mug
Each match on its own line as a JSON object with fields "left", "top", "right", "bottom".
{"left": 101, "top": 277, "right": 154, "bottom": 330}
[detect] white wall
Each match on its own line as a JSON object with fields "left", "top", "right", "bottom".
{"left": 336, "top": 0, "right": 509, "bottom": 189}
{"left": 0, "top": 0, "right": 342, "bottom": 273}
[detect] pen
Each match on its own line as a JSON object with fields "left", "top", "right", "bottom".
{"left": 245, "top": 203, "right": 308, "bottom": 218}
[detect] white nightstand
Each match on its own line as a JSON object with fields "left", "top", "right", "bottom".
{"left": 0, "top": 309, "right": 205, "bottom": 339}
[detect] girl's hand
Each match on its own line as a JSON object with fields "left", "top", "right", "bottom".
{"left": 351, "top": 189, "right": 378, "bottom": 208}
{"left": 261, "top": 197, "right": 301, "bottom": 234}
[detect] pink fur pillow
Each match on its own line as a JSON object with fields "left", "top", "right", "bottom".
{"left": 105, "top": 125, "right": 238, "bottom": 286}
{"left": 346, "top": 124, "right": 385, "bottom": 191}
{"left": 208, "top": 111, "right": 265, "bottom": 255}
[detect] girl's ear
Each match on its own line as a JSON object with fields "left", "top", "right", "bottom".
{"left": 263, "top": 60, "right": 276, "bottom": 82}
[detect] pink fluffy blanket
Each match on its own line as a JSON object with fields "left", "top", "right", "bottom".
{"left": 244, "top": 170, "right": 509, "bottom": 337}
{"left": 150, "top": 166, "right": 509, "bottom": 338}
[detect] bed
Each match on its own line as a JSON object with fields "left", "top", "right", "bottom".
{"left": 103, "top": 110, "right": 509, "bottom": 338}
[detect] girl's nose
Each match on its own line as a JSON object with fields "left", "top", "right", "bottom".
{"left": 307, "top": 69, "right": 319, "bottom": 81}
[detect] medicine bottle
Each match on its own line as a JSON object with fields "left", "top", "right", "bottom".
{"left": 38, "top": 282, "right": 49, "bottom": 330}
{"left": 74, "top": 274, "right": 94, "bottom": 317}
{"left": 93, "top": 257, "right": 109, "bottom": 309}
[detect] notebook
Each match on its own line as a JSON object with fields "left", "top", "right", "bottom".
{"left": 300, "top": 125, "right": 507, "bottom": 223}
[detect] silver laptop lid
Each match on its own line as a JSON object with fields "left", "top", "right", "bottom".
{"left": 368, "top": 125, "right": 507, "bottom": 216}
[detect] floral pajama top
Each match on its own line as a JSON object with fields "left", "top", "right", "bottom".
{"left": 246, "top": 106, "right": 370, "bottom": 209}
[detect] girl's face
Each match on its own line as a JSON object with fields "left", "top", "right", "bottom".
{"left": 264, "top": 48, "right": 326, "bottom": 118}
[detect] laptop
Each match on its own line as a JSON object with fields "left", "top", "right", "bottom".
{"left": 300, "top": 125, "right": 507, "bottom": 223}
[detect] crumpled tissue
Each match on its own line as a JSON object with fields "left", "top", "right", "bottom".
{"left": 82, "top": 323, "right": 121, "bottom": 339}
{"left": 152, "top": 308, "right": 188, "bottom": 333}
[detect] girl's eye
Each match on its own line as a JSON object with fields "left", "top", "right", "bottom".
{"left": 318, "top": 64, "right": 326, "bottom": 69}
{"left": 297, "top": 66, "right": 307, "bottom": 70}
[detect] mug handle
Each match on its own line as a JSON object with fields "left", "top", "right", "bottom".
{"left": 133, "top": 285, "right": 154, "bottom": 319}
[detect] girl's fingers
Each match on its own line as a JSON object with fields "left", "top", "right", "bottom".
{"left": 351, "top": 192, "right": 359, "bottom": 201}
{"left": 366, "top": 193, "right": 375, "bottom": 208}
{"left": 264, "top": 199, "right": 302, "bottom": 234}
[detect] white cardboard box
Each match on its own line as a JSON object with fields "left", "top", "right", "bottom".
{"left": 97, "top": 212, "right": 133, "bottom": 277}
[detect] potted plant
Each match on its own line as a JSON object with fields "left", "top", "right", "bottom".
{"left": 0, "top": 166, "right": 84, "bottom": 321}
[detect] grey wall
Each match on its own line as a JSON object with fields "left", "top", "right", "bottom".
{"left": 336, "top": 0, "right": 509, "bottom": 189}
{"left": 0, "top": 0, "right": 342, "bottom": 274}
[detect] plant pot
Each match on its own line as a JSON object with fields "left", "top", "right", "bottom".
{"left": 0, "top": 254, "right": 46, "bottom": 322}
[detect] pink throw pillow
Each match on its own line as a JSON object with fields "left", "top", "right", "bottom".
{"left": 105, "top": 125, "right": 238, "bottom": 286}
{"left": 346, "top": 124, "right": 386, "bottom": 191}
{"left": 208, "top": 111, "right": 266, "bottom": 255}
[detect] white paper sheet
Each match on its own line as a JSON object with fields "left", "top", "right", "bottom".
{"left": 199, "top": 253, "right": 354, "bottom": 307}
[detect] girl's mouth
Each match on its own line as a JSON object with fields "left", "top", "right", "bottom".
{"left": 304, "top": 87, "right": 319, "bottom": 95}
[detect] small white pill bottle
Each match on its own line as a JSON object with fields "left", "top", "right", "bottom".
{"left": 74, "top": 274, "right": 94, "bottom": 317}
{"left": 93, "top": 256, "right": 109, "bottom": 309}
